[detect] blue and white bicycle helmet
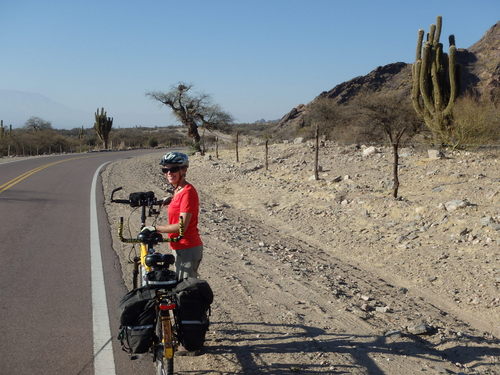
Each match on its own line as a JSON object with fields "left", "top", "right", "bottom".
{"left": 159, "top": 151, "right": 189, "bottom": 167}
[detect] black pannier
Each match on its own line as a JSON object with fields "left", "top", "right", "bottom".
{"left": 118, "top": 287, "right": 157, "bottom": 355}
{"left": 174, "top": 278, "right": 214, "bottom": 351}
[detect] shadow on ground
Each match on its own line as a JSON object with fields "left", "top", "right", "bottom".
{"left": 183, "top": 321, "right": 500, "bottom": 375}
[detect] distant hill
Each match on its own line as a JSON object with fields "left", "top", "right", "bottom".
{"left": 0, "top": 90, "right": 175, "bottom": 129}
{"left": 276, "top": 21, "right": 500, "bottom": 136}
{"left": 0, "top": 90, "right": 89, "bottom": 128}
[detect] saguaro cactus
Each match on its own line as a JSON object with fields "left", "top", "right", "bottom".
{"left": 411, "top": 16, "right": 459, "bottom": 145}
{"left": 94, "top": 108, "right": 113, "bottom": 149}
{"left": 0, "top": 120, "right": 4, "bottom": 139}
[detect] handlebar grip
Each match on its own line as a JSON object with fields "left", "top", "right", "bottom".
{"left": 161, "top": 216, "right": 184, "bottom": 243}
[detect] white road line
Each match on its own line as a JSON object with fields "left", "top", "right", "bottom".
{"left": 90, "top": 162, "right": 116, "bottom": 374}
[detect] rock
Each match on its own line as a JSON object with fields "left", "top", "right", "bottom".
{"left": 204, "top": 154, "right": 212, "bottom": 160}
{"left": 242, "top": 164, "right": 264, "bottom": 174}
{"left": 407, "top": 322, "right": 436, "bottom": 335}
{"left": 293, "top": 137, "right": 304, "bottom": 144}
{"left": 428, "top": 149, "right": 445, "bottom": 159}
{"left": 332, "top": 176, "right": 342, "bottom": 183}
{"left": 415, "top": 206, "right": 426, "bottom": 215}
{"left": 384, "top": 329, "right": 402, "bottom": 337}
{"left": 444, "top": 199, "right": 470, "bottom": 211}
{"left": 362, "top": 146, "right": 377, "bottom": 157}
{"left": 481, "top": 216, "right": 498, "bottom": 228}
{"left": 360, "top": 303, "right": 371, "bottom": 311}
{"left": 487, "top": 190, "right": 499, "bottom": 200}
{"left": 375, "top": 306, "right": 391, "bottom": 313}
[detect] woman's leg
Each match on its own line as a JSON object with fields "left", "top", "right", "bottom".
{"left": 173, "top": 245, "right": 203, "bottom": 280}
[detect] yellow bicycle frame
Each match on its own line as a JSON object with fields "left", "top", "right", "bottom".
{"left": 138, "top": 216, "right": 185, "bottom": 273}
{"left": 162, "top": 312, "right": 175, "bottom": 359}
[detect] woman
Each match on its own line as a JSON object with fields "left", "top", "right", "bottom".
{"left": 154, "top": 152, "right": 203, "bottom": 280}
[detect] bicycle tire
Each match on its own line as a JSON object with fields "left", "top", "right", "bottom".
{"left": 139, "top": 264, "right": 147, "bottom": 288}
{"left": 155, "top": 310, "right": 175, "bottom": 375}
{"left": 156, "top": 356, "right": 173, "bottom": 375}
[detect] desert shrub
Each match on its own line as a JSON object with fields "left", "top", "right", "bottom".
{"left": 450, "top": 94, "right": 500, "bottom": 149}
{"left": 148, "top": 137, "right": 159, "bottom": 148}
{"left": 303, "top": 98, "right": 342, "bottom": 139}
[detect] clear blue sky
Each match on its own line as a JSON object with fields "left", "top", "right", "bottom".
{"left": 1, "top": 0, "right": 498, "bottom": 128}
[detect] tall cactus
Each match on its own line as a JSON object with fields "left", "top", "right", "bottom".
{"left": 411, "top": 16, "right": 459, "bottom": 145}
{"left": 94, "top": 107, "right": 113, "bottom": 149}
{"left": 0, "top": 120, "right": 4, "bottom": 139}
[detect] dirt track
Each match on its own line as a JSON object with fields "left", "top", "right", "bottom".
{"left": 102, "top": 142, "right": 499, "bottom": 374}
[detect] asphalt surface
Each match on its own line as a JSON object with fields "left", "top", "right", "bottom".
{"left": 0, "top": 151, "right": 160, "bottom": 375}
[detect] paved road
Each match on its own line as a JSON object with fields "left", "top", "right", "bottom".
{"left": 0, "top": 151, "right": 159, "bottom": 375}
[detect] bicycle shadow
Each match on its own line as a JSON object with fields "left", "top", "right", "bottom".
{"left": 183, "top": 321, "right": 500, "bottom": 375}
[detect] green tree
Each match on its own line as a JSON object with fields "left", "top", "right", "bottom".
{"left": 146, "top": 82, "right": 233, "bottom": 152}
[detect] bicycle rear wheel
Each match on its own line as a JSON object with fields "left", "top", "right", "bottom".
{"left": 155, "top": 310, "right": 175, "bottom": 375}
{"left": 156, "top": 352, "right": 173, "bottom": 375}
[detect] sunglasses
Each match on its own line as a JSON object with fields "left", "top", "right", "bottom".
{"left": 161, "top": 166, "right": 181, "bottom": 173}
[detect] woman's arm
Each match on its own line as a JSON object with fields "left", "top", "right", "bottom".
{"left": 156, "top": 212, "right": 192, "bottom": 233}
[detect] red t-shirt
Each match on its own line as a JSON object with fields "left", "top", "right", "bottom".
{"left": 167, "top": 184, "right": 202, "bottom": 250}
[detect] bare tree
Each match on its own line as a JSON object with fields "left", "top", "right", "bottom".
{"left": 147, "top": 83, "right": 233, "bottom": 152}
{"left": 24, "top": 116, "right": 52, "bottom": 131}
{"left": 355, "top": 93, "right": 420, "bottom": 198}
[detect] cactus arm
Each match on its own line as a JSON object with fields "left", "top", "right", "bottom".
{"left": 419, "top": 43, "right": 435, "bottom": 114}
{"left": 444, "top": 45, "right": 457, "bottom": 116}
{"left": 434, "top": 16, "right": 442, "bottom": 46}
{"left": 428, "top": 24, "right": 436, "bottom": 45}
{"left": 416, "top": 29, "right": 424, "bottom": 60}
{"left": 432, "top": 44, "right": 444, "bottom": 111}
{"left": 411, "top": 61, "right": 424, "bottom": 117}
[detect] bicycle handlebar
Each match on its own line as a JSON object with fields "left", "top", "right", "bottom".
{"left": 111, "top": 187, "right": 184, "bottom": 244}
{"left": 118, "top": 216, "right": 184, "bottom": 244}
{"left": 111, "top": 187, "right": 168, "bottom": 207}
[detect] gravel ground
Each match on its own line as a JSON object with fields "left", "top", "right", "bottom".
{"left": 102, "top": 141, "right": 499, "bottom": 375}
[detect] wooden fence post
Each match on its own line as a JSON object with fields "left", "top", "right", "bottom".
{"left": 314, "top": 125, "right": 319, "bottom": 180}
{"left": 235, "top": 132, "right": 239, "bottom": 162}
{"left": 265, "top": 139, "right": 269, "bottom": 171}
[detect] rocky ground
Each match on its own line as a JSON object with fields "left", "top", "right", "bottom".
{"left": 101, "top": 141, "right": 499, "bottom": 375}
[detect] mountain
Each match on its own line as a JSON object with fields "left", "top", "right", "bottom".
{"left": 0, "top": 90, "right": 89, "bottom": 128}
{"left": 458, "top": 21, "right": 500, "bottom": 101}
{"left": 276, "top": 21, "right": 500, "bottom": 131}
